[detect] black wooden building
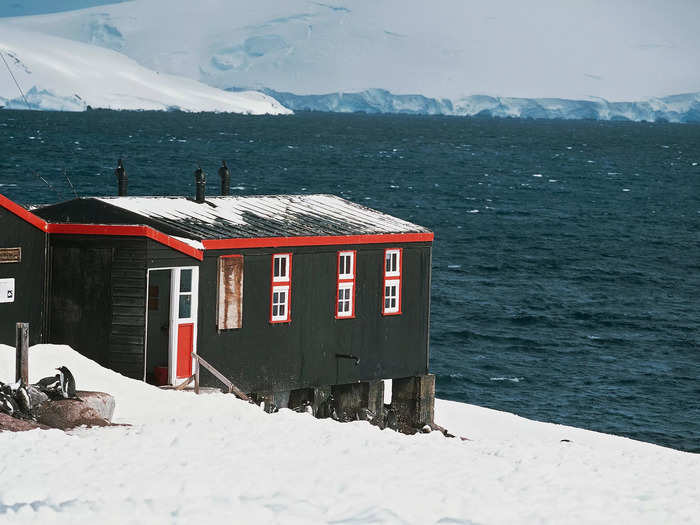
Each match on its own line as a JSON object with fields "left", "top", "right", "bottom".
{"left": 0, "top": 189, "right": 435, "bottom": 427}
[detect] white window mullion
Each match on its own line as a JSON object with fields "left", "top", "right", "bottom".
{"left": 383, "top": 278, "right": 400, "bottom": 314}
{"left": 272, "top": 253, "right": 291, "bottom": 283}
{"left": 336, "top": 250, "right": 356, "bottom": 319}
{"left": 271, "top": 284, "right": 290, "bottom": 322}
{"left": 337, "top": 282, "right": 354, "bottom": 318}
{"left": 382, "top": 248, "right": 402, "bottom": 316}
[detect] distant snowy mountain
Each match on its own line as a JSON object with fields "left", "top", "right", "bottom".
{"left": 2, "top": 1, "right": 699, "bottom": 120}
{"left": 3, "top": 0, "right": 699, "bottom": 104}
{"left": 0, "top": 27, "right": 290, "bottom": 113}
{"left": 257, "top": 88, "right": 700, "bottom": 122}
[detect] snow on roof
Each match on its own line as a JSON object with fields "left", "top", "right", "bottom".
{"left": 94, "top": 194, "right": 431, "bottom": 240}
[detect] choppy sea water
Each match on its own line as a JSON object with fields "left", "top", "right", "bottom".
{"left": 1, "top": 110, "right": 698, "bottom": 452}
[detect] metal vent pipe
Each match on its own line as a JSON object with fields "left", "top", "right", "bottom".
{"left": 115, "top": 159, "right": 127, "bottom": 196}
{"left": 218, "top": 160, "right": 230, "bottom": 196}
{"left": 194, "top": 167, "right": 206, "bottom": 203}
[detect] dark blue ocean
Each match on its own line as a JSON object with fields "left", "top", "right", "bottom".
{"left": 1, "top": 110, "right": 698, "bottom": 452}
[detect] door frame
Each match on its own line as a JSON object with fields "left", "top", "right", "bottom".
{"left": 144, "top": 266, "right": 199, "bottom": 385}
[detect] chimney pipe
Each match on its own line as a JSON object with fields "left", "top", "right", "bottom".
{"left": 115, "top": 159, "right": 127, "bottom": 196}
{"left": 194, "top": 166, "right": 206, "bottom": 203}
{"left": 218, "top": 160, "right": 230, "bottom": 196}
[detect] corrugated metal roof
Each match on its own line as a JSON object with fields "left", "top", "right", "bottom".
{"left": 93, "top": 194, "right": 430, "bottom": 241}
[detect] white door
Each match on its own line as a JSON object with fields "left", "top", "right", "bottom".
{"left": 168, "top": 267, "right": 199, "bottom": 386}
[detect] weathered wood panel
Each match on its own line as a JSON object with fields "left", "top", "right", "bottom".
{"left": 217, "top": 255, "right": 243, "bottom": 330}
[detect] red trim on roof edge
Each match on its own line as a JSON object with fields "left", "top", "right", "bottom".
{"left": 202, "top": 232, "right": 434, "bottom": 250}
{"left": 48, "top": 224, "right": 204, "bottom": 261}
{"left": 0, "top": 194, "right": 49, "bottom": 231}
{"left": 1, "top": 194, "right": 433, "bottom": 261}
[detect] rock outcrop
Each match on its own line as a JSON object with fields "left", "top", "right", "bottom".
{"left": 33, "top": 392, "right": 115, "bottom": 430}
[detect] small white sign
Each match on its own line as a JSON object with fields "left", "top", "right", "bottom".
{"left": 0, "top": 278, "right": 15, "bottom": 303}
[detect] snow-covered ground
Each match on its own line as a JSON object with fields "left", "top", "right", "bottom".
{"left": 1, "top": 344, "right": 698, "bottom": 524}
{"left": 0, "top": 26, "right": 290, "bottom": 113}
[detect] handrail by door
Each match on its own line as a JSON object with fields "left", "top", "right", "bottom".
{"left": 192, "top": 352, "right": 250, "bottom": 402}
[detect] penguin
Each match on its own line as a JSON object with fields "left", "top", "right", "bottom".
{"left": 56, "top": 366, "right": 78, "bottom": 399}
{"left": 36, "top": 373, "right": 59, "bottom": 390}
{"left": 36, "top": 373, "right": 61, "bottom": 398}
{"left": 13, "top": 384, "right": 32, "bottom": 417}
{"left": 1, "top": 394, "right": 14, "bottom": 416}
{"left": 26, "top": 384, "right": 49, "bottom": 409}
{"left": 0, "top": 382, "right": 13, "bottom": 398}
{"left": 0, "top": 388, "right": 19, "bottom": 417}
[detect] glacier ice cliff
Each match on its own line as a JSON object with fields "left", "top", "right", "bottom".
{"left": 244, "top": 88, "right": 700, "bottom": 123}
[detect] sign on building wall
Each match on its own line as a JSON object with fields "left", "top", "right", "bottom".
{"left": 0, "top": 278, "right": 15, "bottom": 303}
{"left": 0, "top": 248, "right": 21, "bottom": 264}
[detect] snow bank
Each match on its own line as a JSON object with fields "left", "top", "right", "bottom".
{"left": 1, "top": 344, "right": 698, "bottom": 524}
{"left": 0, "top": 26, "right": 290, "bottom": 114}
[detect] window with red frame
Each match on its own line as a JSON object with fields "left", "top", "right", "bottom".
{"left": 382, "top": 248, "right": 402, "bottom": 315}
{"left": 270, "top": 253, "right": 291, "bottom": 323}
{"left": 336, "top": 250, "right": 356, "bottom": 318}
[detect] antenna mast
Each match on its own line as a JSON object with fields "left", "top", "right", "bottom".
{"left": 64, "top": 168, "right": 78, "bottom": 198}
{"left": 33, "top": 171, "right": 62, "bottom": 198}
{"left": 0, "top": 50, "right": 30, "bottom": 109}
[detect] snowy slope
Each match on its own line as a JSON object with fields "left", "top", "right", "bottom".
{"left": 3, "top": 0, "right": 700, "bottom": 103}
{"left": 261, "top": 87, "right": 700, "bottom": 122}
{"left": 0, "top": 26, "right": 290, "bottom": 113}
{"left": 1, "top": 344, "right": 699, "bottom": 524}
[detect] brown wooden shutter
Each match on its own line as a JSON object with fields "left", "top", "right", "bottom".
{"left": 217, "top": 255, "right": 243, "bottom": 330}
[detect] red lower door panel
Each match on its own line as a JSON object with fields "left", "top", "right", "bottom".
{"left": 176, "top": 323, "right": 194, "bottom": 378}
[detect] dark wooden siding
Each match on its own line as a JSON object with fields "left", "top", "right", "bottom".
{"left": 146, "top": 240, "right": 194, "bottom": 269}
{"left": 48, "top": 236, "right": 147, "bottom": 379}
{"left": 0, "top": 208, "right": 48, "bottom": 346}
{"left": 44, "top": 234, "right": 431, "bottom": 392}
{"left": 49, "top": 242, "right": 113, "bottom": 366}
{"left": 195, "top": 242, "right": 432, "bottom": 393}
{"left": 109, "top": 242, "right": 147, "bottom": 379}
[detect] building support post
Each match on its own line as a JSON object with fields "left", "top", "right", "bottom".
{"left": 288, "top": 386, "right": 333, "bottom": 417}
{"left": 252, "top": 391, "right": 291, "bottom": 413}
{"left": 331, "top": 380, "right": 384, "bottom": 424}
{"left": 391, "top": 374, "right": 435, "bottom": 433}
{"left": 312, "top": 386, "right": 333, "bottom": 418}
{"left": 15, "top": 322, "right": 29, "bottom": 385}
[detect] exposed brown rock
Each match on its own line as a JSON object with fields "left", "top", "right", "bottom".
{"left": 0, "top": 413, "right": 50, "bottom": 432}
{"left": 76, "top": 391, "right": 115, "bottom": 421}
{"left": 34, "top": 399, "right": 110, "bottom": 430}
